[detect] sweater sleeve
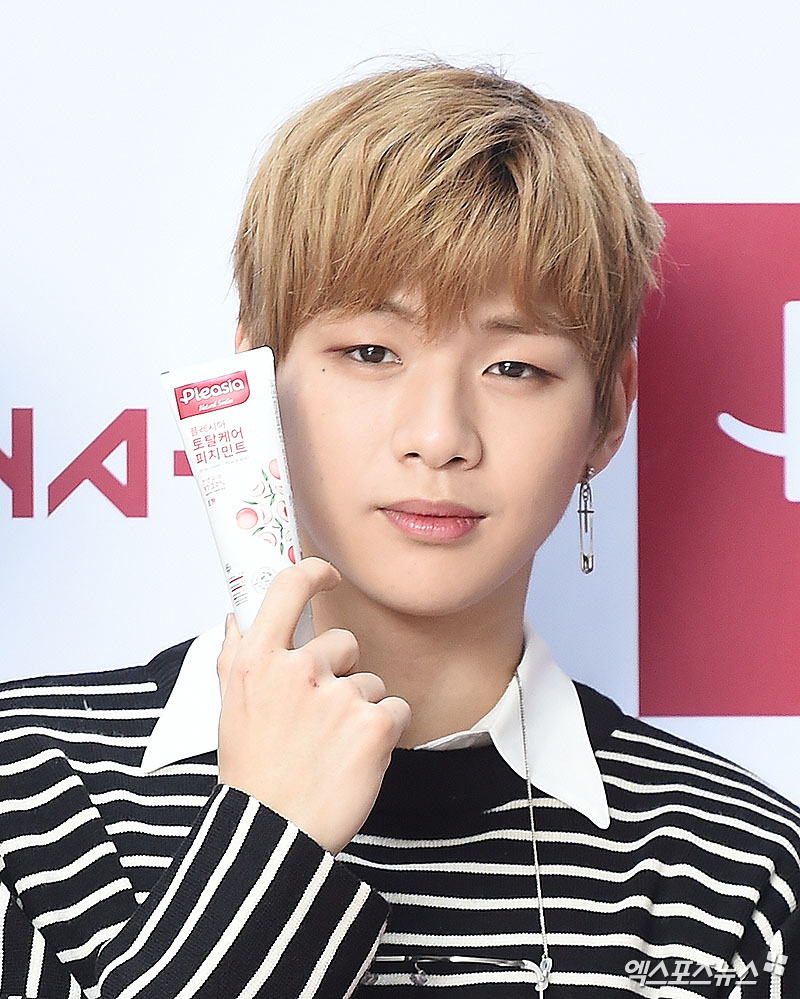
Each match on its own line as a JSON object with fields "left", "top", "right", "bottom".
{"left": 92, "top": 785, "right": 388, "bottom": 999}
{"left": 0, "top": 755, "right": 387, "bottom": 998}
{"left": 726, "top": 906, "right": 799, "bottom": 999}
{"left": 0, "top": 652, "right": 389, "bottom": 999}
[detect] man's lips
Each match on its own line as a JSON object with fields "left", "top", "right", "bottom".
{"left": 378, "top": 499, "right": 485, "bottom": 541}
{"left": 381, "top": 499, "right": 484, "bottom": 518}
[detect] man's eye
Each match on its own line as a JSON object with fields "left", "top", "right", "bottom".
{"left": 486, "top": 360, "right": 548, "bottom": 379}
{"left": 346, "top": 345, "right": 400, "bottom": 364}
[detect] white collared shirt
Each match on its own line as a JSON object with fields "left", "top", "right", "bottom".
{"left": 141, "top": 622, "right": 610, "bottom": 829}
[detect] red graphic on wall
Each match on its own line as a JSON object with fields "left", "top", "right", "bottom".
{"left": 638, "top": 204, "right": 800, "bottom": 716}
{"left": 0, "top": 409, "right": 148, "bottom": 518}
{"left": 0, "top": 409, "right": 33, "bottom": 517}
{"left": 48, "top": 409, "right": 148, "bottom": 517}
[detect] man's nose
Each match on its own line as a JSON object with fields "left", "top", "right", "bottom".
{"left": 390, "top": 365, "right": 482, "bottom": 470}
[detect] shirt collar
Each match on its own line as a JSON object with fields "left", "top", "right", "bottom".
{"left": 140, "top": 621, "right": 610, "bottom": 829}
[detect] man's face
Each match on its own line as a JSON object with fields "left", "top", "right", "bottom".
{"left": 275, "top": 289, "right": 607, "bottom": 619}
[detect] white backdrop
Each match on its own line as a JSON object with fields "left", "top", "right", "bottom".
{"left": 2, "top": 0, "right": 799, "bottom": 801}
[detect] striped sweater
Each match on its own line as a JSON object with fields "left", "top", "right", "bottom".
{"left": 0, "top": 639, "right": 797, "bottom": 998}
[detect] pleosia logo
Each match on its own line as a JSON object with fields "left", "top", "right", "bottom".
{"left": 175, "top": 371, "right": 250, "bottom": 419}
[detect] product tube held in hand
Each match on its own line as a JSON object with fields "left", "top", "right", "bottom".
{"left": 162, "top": 346, "right": 313, "bottom": 641}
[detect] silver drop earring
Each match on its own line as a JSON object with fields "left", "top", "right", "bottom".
{"left": 578, "top": 467, "right": 595, "bottom": 574}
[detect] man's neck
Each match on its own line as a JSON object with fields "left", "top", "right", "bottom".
{"left": 309, "top": 576, "right": 528, "bottom": 748}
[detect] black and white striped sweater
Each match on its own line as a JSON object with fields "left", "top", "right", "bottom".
{"left": 0, "top": 638, "right": 797, "bottom": 997}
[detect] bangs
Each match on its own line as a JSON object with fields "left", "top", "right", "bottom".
{"left": 234, "top": 65, "right": 663, "bottom": 431}
{"left": 298, "top": 141, "right": 565, "bottom": 342}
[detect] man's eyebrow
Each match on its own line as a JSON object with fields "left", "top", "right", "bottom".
{"left": 373, "top": 300, "right": 424, "bottom": 324}
{"left": 480, "top": 314, "right": 553, "bottom": 335}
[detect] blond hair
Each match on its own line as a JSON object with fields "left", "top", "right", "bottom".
{"left": 234, "top": 64, "right": 664, "bottom": 432}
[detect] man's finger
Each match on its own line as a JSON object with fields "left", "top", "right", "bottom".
{"left": 249, "top": 557, "right": 340, "bottom": 650}
{"left": 342, "top": 672, "right": 386, "bottom": 703}
{"left": 217, "top": 613, "right": 241, "bottom": 697}
{"left": 300, "top": 628, "right": 360, "bottom": 679}
{"left": 377, "top": 696, "right": 413, "bottom": 742}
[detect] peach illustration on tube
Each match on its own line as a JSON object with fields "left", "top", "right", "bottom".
{"left": 236, "top": 507, "right": 259, "bottom": 530}
{"left": 162, "top": 346, "right": 313, "bottom": 641}
{"left": 235, "top": 464, "right": 292, "bottom": 555}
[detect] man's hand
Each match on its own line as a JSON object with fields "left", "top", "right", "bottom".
{"left": 216, "top": 557, "right": 411, "bottom": 854}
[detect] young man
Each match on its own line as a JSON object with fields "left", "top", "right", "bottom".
{"left": 1, "top": 65, "right": 797, "bottom": 998}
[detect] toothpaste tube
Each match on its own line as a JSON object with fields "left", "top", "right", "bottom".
{"left": 162, "top": 346, "right": 313, "bottom": 641}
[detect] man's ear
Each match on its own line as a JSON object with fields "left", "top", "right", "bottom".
{"left": 235, "top": 322, "right": 251, "bottom": 353}
{"left": 590, "top": 347, "right": 638, "bottom": 474}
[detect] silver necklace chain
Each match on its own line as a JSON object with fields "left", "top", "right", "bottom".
{"left": 515, "top": 668, "right": 553, "bottom": 992}
{"left": 365, "top": 672, "right": 552, "bottom": 991}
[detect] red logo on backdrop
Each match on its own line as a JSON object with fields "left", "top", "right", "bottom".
{"left": 174, "top": 371, "right": 250, "bottom": 419}
{"left": 639, "top": 204, "right": 800, "bottom": 716}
